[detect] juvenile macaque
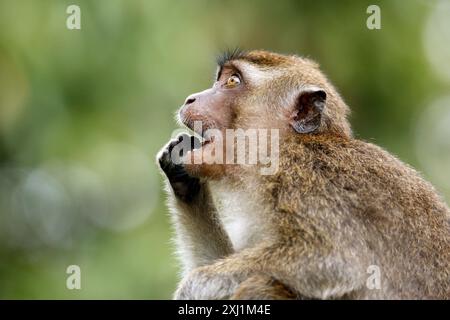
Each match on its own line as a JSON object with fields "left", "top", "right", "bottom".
{"left": 157, "top": 49, "right": 450, "bottom": 299}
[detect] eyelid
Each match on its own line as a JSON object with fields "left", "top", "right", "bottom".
{"left": 230, "top": 63, "right": 243, "bottom": 82}
{"left": 216, "top": 64, "right": 244, "bottom": 83}
{"left": 231, "top": 72, "right": 241, "bottom": 80}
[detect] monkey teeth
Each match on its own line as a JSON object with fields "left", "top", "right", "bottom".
{"left": 187, "top": 137, "right": 212, "bottom": 154}
{"left": 197, "top": 137, "right": 213, "bottom": 150}
{"left": 202, "top": 138, "right": 212, "bottom": 146}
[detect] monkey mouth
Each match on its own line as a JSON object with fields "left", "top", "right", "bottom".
{"left": 177, "top": 114, "right": 218, "bottom": 160}
{"left": 181, "top": 135, "right": 213, "bottom": 165}
{"left": 180, "top": 119, "right": 215, "bottom": 149}
{"left": 194, "top": 135, "right": 214, "bottom": 150}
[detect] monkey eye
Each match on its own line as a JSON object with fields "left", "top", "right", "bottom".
{"left": 225, "top": 74, "right": 241, "bottom": 88}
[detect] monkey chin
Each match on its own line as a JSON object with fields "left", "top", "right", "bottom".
{"left": 183, "top": 140, "right": 227, "bottom": 179}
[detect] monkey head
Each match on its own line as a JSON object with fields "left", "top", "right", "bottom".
{"left": 178, "top": 50, "right": 352, "bottom": 178}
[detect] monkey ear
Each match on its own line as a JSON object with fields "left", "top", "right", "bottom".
{"left": 290, "top": 87, "right": 326, "bottom": 134}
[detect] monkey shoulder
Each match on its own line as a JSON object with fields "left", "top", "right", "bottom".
{"left": 276, "top": 137, "right": 448, "bottom": 216}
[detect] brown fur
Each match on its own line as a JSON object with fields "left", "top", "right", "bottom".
{"left": 158, "top": 50, "right": 450, "bottom": 299}
{"left": 231, "top": 274, "right": 297, "bottom": 300}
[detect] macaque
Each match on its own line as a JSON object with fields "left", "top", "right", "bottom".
{"left": 157, "top": 49, "right": 450, "bottom": 299}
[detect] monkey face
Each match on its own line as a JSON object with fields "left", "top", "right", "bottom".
{"left": 175, "top": 50, "right": 352, "bottom": 178}
{"left": 178, "top": 67, "right": 245, "bottom": 135}
{"left": 177, "top": 65, "right": 247, "bottom": 176}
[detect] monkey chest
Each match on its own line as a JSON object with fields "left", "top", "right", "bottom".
{"left": 210, "top": 182, "right": 268, "bottom": 251}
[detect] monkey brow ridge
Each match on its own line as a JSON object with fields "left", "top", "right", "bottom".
{"left": 217, "top": 49, "right": 291, "bottom": 68}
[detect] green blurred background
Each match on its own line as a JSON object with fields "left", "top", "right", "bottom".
{"left": 0, "top": 0, "right": 449, "bottom": 299}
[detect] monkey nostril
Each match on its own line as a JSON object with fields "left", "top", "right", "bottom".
{"left": 185, "top": 97, "right": 196, "bottom": 105}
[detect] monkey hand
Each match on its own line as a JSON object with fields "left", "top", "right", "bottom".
{"left": 174, "top": 266, "right": 239, "bottom": 300}
{"left": 157, "top": 133, "right": 203, "bottom": 202}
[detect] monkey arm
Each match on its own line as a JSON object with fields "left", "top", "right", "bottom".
{"left": 158, "top": 134, "right": 234, "bottom": 275}
{"left": 173, "top": 243, "right": 367, "bottom": 300}
{"left": 169, "top": 182, "right": 234, "bottom": 273}
{"left": 230, "top": 274, "right": 297, "bottom": 300}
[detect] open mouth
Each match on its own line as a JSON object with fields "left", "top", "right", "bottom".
{"left": 180, "top": 117, "right": 216, "bottom": 152}
{"left": 200, "top": 132, "right": 214, "bottom": 147}
{"left": 180, "top": 132, "right": 214, "bottom": 164}
{"left": 190, "top": 133, "right": 214, "bottom": 152}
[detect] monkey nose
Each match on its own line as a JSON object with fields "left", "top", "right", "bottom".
{"left": 184, "top": 95, "right": 196, "bottom": 106}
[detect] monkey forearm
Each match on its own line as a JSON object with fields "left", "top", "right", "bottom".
{"left": 169, "top": 182, "right": 234, "bottom": 273}
{"left": 230, "top": 274, "right": 297, "bottom": 300}
{"left": 174, "top": 244, "right": 366, "bottom": 300}
{"left": 158, "top": 134, "right": 234, "bottom": 273}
